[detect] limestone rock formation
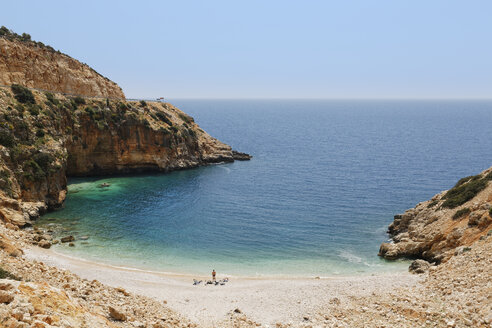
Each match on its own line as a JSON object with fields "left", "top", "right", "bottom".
{"left": 380, "top": 167, "right": 492, "bottom": 263}
{"left": 0, "top": 37, "right": 125, "bottom": 99}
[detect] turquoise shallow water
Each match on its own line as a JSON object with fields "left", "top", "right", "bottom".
{"left": 36, "top": 100, "right": 492, "bottom": 277}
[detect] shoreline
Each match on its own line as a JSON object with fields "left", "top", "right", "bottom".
{"left": 23, "top": 246, "right": 419, "bottom": 326}
{"left": 29, "top": 244, "right": 410, "bottom": 280}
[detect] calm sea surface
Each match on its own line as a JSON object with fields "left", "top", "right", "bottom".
{"left": 36, "top": 100, "right": 492, "bottom": 276}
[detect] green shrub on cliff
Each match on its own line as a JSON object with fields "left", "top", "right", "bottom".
{"left": 0, "top": 267, "right": 20, "bottom": 280}
{"left": 178, "top": 113, "right": 194, "bottom": 124}
{"left": 452, "top": 207, "right": 471, "bottom": 220}
{"left": 11, "top": 84, "right": 35, "bottom": 104}
{"left": 33, "top": 152, "right": 55, "bottom": 171}
{"left": 155, "top": 111, "right": 172, "bottom": 126}
{"left": 454, "top": 175, "right": 480, "bottom": 187}
{"left": 427, "top": 200, "right": 439, "bottom": 208}
{"left": 23, "top": 160, "right": 45, "bottom": 181}
{"left": 35, "top": 129, "right": 45, "bottom": 138}
{"left": 28, "top": 104, "right": 41, "bottom": 116}
{"left": 84, "top": 106, "right": 95, "bottom": 117}
{"left": 73, "top": 96, "right": 86, "bottom": 106}
{"left": 117, "top": 102, "right": 128, "bottom": 111}
{"left": 0, "top": 128, "right": 15, "bottom": 147}
{"left": 22, "top": 152, "right": 55, "bottom": 181}
{"left": 45, "top": 92, "right": 59, "bottom": 105}
{"left": 0, "top": 169, "right": 13, "bottom": 197}
{"left": 20, "top": 33, "right": 31, "bottom": 42}
{"left": 442, "top": 174, "right": 490, "bottom": 208}
{"left": 0, "top": 26, "right": 9, "bottom": 37}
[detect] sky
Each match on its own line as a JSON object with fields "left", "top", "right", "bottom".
{"left": 1, "top": 1, "right": 491, "bottom": 99}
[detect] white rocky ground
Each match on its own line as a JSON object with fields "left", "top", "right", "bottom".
{"left": 1, "top": 219, "right": 491, "bottom": 327}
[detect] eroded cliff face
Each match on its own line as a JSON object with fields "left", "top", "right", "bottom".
{"left": 0, "top": 38, "right": 125, "bottom": 99}
{"left": 0, "top": 86, "right": 248, "bottom": 227}
{"left": 66, "top": 102, "right": 234, "bottom": 176}
{"left": 379, "top": 167, "right": 492, "bottom": 263}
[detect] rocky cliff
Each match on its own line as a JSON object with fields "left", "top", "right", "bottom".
{"left": 0, "top": 30, "right": 125, "bottom": 99}
{"left": 0, "top": 27, "right": 250, "bottom": 228}
{"left": 379, "top": 167, "right": 492, "bottom": 263}
{"left": 0, "top": 85, "right": 249, "bottom": 227}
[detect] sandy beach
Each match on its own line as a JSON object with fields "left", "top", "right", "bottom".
{"left": 24, "top": 246, "right": 419, "bottom": 327}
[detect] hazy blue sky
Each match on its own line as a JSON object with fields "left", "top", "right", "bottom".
{"left": 2, "top": 1, "right": 491, "bottom": 99}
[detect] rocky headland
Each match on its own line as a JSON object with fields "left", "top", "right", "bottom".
{"left": 379, "top": 166, "right": 492, "bottom": 264}
{"left": 0, "top": 27, "right": 250, "bottom": 229}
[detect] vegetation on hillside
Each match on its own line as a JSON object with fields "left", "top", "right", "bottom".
{"left": 10, "top": 84, "right": 35, "bottom": 104}
{"left": 0, "top": 26, "right": 59, "bottom": 53}
{"left": 0, "top": 267, "right": 21, "bottom": 280}
{"left": 452, "top": 207, "right": 471, "bottom": 220}
{"left": 442, "top": 172, "right": 492, "bottom": 208}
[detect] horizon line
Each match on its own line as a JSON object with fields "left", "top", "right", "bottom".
{"left": 131, "top": 97, "right": 492, "bottom": 101}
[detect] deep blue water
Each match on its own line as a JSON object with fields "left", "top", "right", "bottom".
{"left": 36, "top": 100, "right": 492, "bottom": 276}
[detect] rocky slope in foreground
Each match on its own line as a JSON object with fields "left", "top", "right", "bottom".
{"left": 379, "top": 166, "right": 492, "bottom": 263}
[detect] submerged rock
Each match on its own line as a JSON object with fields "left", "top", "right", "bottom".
{"left": 61, "top": 236, "right": 75, "bottom": 243}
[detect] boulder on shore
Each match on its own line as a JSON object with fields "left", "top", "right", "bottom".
{"left": 409, "top": 259, "right": 431, "bottom": 274}
{"left": 0, "top": 290, "right": 14, "bottom": 304}
{"left": 109, "top": 306, "right": 127, "bottom": 321}
{"left": 38, "top": 240, "right": 51, "bottom": 249}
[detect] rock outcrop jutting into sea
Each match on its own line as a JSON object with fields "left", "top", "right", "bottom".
{"left": 0, "top": 29, "right": 250, "bottom": 227}
{"left": 379, "top": 166, "right": 492, "bottom": 264}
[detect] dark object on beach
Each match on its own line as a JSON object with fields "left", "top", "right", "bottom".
{"left": 409, "top": 259, "right": 431, "bottom": 274}
{"left": 68, "top": 242, "right": 75, "bottom": 247}
{"left": 234, "top": 308, "right": 242, "bottom": 314}
{"left": 206, "top": 280, "right": 213, "bottom": 285}
{"left": 98, "top": 182, "right": 110, "bottom": 188}
{"left": 60, "top": 235, "right": 75, "bottom": 243}
{"left": 232, "top": 150, "right": 252, "bottom": 161}
{"left": 193, "top": 279, "right": 202, "bottom": 285}
{"left": 38, "top": 240, "right": 51, "bottom": 249}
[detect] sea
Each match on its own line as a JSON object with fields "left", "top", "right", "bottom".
{"left": 35, "top": 100, "right": 492, "bottom": 277}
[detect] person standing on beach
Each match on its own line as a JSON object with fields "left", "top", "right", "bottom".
{"left": 212, "top": 269, "right": 216, "bottom": 282}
